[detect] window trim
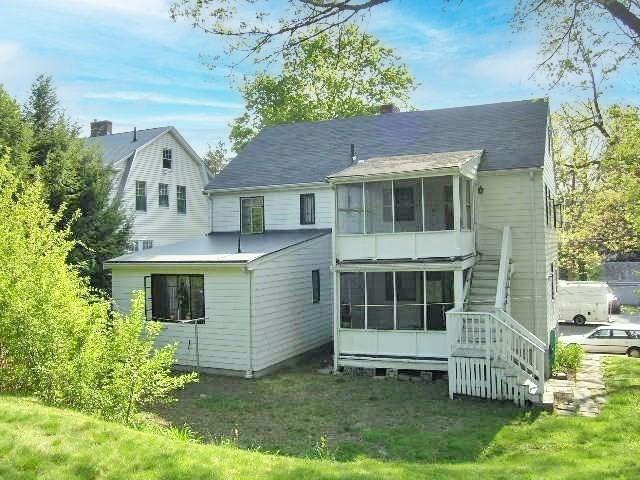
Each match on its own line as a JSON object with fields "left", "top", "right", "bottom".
{"left": 158, "top": 183, "right": 169, "bottom": 208}
{"left": 135, "top": 180, "right": 147, "bottom": 212}
{"left": 148, "top": 274, "right": 205, "bottom": 323}
{"left": 300, "top": 193, "right": 316, "bottom": 225}
{"left": 240, "top": 196, "right": 265, "bottom": 234}
{"left": 162, "top": 148, "right": 172, "bottom": 169}
{"left": 312, "top": 269, "right": 320, "bottom": 304}
{"left": 176, "top": 185, "right": 186, "bottom": 214}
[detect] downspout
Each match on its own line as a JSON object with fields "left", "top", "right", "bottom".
{"left": 529, "top": 170, "right": 539, "bottom": 337}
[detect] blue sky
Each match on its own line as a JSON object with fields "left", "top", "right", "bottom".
{"left": 1, "top": 0, "right": 638, "bottom": 155}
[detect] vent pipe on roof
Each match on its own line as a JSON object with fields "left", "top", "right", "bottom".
{"left": 133, "top": 126, "right": 137, "bottom": 142}
{"left": 350, "top": 143, "right": 357, "bottom": 164}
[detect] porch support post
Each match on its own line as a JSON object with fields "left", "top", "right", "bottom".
{"left": 453, "top": 174, "right": 461, "bottom": 232}
{"left": 454, "top": 270, "right": 464, "bottom": 310}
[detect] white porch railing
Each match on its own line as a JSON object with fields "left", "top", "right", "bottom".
{"left": 446, "top": 225, "right": 546, "bottom": 405}
{"left": 447, "top": 309, "right": 546, "bottom": 398}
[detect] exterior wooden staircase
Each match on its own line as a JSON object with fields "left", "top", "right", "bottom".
{"left": 446, "top": 226, "right": 546, "bottom": 406}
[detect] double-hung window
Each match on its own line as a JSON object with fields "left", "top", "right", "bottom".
{"left": 241, "top": 196, "right": 264, "bottom": 233}
{"left": 162, "top": 148, "right": 172, "bottom": 169}
{"left": 150, "top": 274, "right": 204, "bottom": 322}
{"left": 158, "top": 183, "right": 169, "bottom": 207}
{"left": 135, "top": 181, "right": 147, "bottom": 211}
{"left": 300, "top": 193, "right": 315, "bottom": 225}
{"left": 176, "top": 185, "right": 186, "bottom": 214}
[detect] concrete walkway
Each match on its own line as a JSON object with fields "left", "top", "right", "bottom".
{"left": 547, "top": 354, "right": 607, "bottom": 417}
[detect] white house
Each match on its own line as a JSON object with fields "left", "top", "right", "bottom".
{"left": 107, "top": 98, "right": 560, "bottom": 404}
{"left": 85, "top": 121, "right": 210, "bottom": 251}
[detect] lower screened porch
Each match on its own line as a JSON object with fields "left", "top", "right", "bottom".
{"left": 335, "top": 264, "right": 471, "bottom": 371}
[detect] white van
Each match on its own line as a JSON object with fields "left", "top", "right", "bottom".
{"left": 557, "top": 281, "right": 614, "bottom": 325}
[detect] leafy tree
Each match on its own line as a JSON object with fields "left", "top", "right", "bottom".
{"left": 21, "top": 76, "right": 130, "bottom": 291}
{"left": 203, "top": 140, "right": 228, "bottom": 174}
{"left": 515, "top": 1, "right": 640, "bottom": 134}
{"left": 0, "top": 151, "right": 196, "bottom": 422}
{"left": 230, "top": 24, "right": 415, "bottom": 151}
{"left": 554, "top": 104, "right": 640, "bottom": 279}
{"left": 171, "top": 0, "right": 394, "bottom": 65}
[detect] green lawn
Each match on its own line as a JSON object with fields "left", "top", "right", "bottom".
{"left": 1, "top": 357, "right": 640, "bottom": 479}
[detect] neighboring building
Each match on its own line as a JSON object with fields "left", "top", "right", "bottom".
{"left": 85, "top": 121, "right": 210, "bottom": 251}
{"left": 107, "top": 98, "right": 560, "bottom": 404}
{"left": 603, "top": 262, "right": 640, "bottom": 306}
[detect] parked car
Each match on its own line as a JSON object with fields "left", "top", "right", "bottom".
{"left": 561, "top": 324, "right": 640, "bottom": 357}
{"left": 557, "top": 281, "right": 617, "bottom": 325}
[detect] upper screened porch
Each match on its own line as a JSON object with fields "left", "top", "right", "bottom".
{"left": 327, "top": 150, "right": 482, "bottom": 262}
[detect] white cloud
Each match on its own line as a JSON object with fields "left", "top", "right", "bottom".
{"left": 468, "top": 45, "right": 541, "bottom": 86}
{"left": 0, "top": 41, "right": 53, "bottom": 97}
{"left": 41, "top": 0, "right": 169, "bottom": 18}
{"left": 0, "top": 41, "right": 22, "bottom": 65}
{"left": 84, "top": 91, "right": 243, "bottom": 109}
{"left": 137, "top": 113, "right": 236, "bottom": 125}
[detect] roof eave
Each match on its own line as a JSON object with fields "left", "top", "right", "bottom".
{"left": 204, "top": 181, "right": 330, "bottom": 194}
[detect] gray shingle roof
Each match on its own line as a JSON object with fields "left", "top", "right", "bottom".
{"left": 83, "top": 126, "right": 170, "bottom": 165}
{"left": 106, "top": 229, "right": 331, "bottom": 265}
{"left": 206, "top": 98, "right": 549, "bottom": 191}
{"left": 327, "top": 149, "right": 483, "bottom": 180}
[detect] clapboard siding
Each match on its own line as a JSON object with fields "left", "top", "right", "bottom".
{"left": 122, "top": 131, "right": 209, "bottom": 246}
{"left": 477, "top": 169, "right": 551, "bottom": 341}
{"left": 211, "top": 186, "right": 333, "bottom": 231}
{"left": 251, "top": 234, "right": 333, "bottom": 372}
{"left": 110, "top": 265, "right": 250, "bottom": 372}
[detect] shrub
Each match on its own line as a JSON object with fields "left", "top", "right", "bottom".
{"left": 0, "top": 151, "right": 196, "bottom": 423}
{"left": 553, "top": 341, "right": 585, "bottom": 374}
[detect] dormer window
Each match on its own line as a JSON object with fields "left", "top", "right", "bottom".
{"left": 162, "top": 148, "right": 172, "bottom": 169}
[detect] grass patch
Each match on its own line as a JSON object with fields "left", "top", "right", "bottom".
{"left": 1, "top": 357, "right": 640, "bottom": 479}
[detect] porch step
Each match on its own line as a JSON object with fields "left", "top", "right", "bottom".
{"left": 469, "top": 287, "right": 497, "bottom": 298}
{"left": 474, "top": 263, "right": 499, "bottom": 272}
{"left": 470, "top": 278, "right": 497, "bottom": 289}
{"left": 473, "top": 270, "right": 499, "bottom": 281}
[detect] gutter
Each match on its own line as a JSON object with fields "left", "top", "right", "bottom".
{"left": 204, "top": 181, "right": 329, "bottom": 194}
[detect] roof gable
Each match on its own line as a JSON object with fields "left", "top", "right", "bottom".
{"left": 206, "top": 98, "right": 549, "bottom": 191}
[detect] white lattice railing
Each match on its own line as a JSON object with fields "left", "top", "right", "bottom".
{"left": 446, "top": 224, "right": 545, "bottom": 401}
{"left": 447, "top": 309, "right": 545, "bottom": 394}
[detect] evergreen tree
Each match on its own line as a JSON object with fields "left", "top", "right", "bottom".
{"left": 20, "top": 76, "right": 131, "bottom": 291}
{"left": 0, "top": 85, "right": 32, "bottom": 175}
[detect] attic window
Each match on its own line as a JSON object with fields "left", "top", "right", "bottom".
{"left": 162, "top": 148, "right": 172, "bottom": 169}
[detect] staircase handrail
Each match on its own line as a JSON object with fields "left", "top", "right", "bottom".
{"left": 494, "top": 308, "right": 547, "bottom": 352}
{"left": 494, "top": 226, "right": 512, "bottom": 310}
{"left": 462, "top": 267, "right": 473, "bottom": 307}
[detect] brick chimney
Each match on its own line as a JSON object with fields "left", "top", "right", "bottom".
{"left": 90, "top": 120, "right": 112, "bottom": 137}
{"left": 379, "top": 104, "right": 400, "bottom": 114}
